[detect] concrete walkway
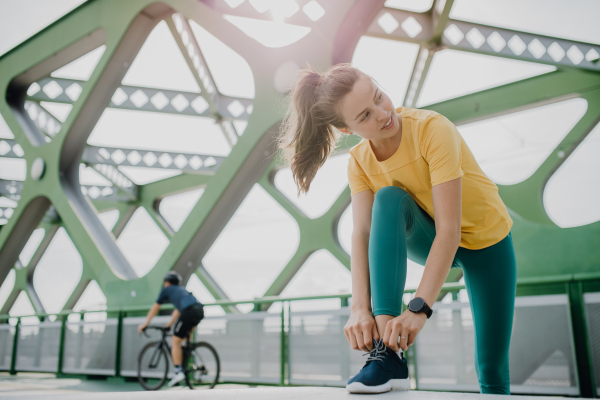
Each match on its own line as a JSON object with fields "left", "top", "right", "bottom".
{"left": 39, "top": 387, "right": 567, "bottom": 400}
{"left": 0, "top": 375, "right": 563, "bottom": 400}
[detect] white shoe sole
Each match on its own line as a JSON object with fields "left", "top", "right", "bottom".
{"left": 168, "top": 373, "right": 185, "bottom": 387}
{"left": 346, "top": 378, "right": 410, "bottom": 393}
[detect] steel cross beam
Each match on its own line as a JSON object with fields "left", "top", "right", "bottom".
{"left": 2, "top": 139, "right": 226, "bottom": 175}
{"left": 0, "top": 180, "right": 22, "bottom": 201}
{"left": 89, "top": 164, "right": 138, "bottom": 201}
{"left": 441, "top": 20, "right": 600, "bottom": 72}
{"left": 26, "top": 77, "right": 253, "bottom": 121}
{"left": 366, "top": 7, "right": 600, "bottom": 73}
{"left": 82, "top": 146, "right": 225, "bottom": 173}
{"left": 24, "top": 101, "right": 62, "bottom": 138}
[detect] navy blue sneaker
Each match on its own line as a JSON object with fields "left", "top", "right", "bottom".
{"left": 346, "top": 339, "right": 410, "bottom": 393}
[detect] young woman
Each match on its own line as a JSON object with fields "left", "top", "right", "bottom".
{"left": 278, "top": 64, "right": 516, "bottom": 395}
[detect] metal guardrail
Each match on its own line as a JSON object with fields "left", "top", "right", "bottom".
{"left": 0, "top": 276, "right": 598, "bottom": 396}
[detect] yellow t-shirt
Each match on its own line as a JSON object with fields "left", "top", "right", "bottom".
{"left": 348, "top": 107, "right": 512, "bottom": 250}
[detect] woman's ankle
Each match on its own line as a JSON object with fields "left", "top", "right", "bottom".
{"left": 374, "top": 314, "right": 394, "bottom": 339}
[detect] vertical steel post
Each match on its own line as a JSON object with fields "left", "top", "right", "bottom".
{"left": 286, "top": 301, "right": 291, "bottom": 385}
{"left": 9, "top": 317, "right": 20, "bottom": 375}
{"left": 451, "top": 291, "right": 465, "bottom": 384}
{"left": 340, "top": 296, "right": 349, "bottom": 308}
{"left": 568, "top": 282, "right": 595, "bottom": 398}
{"left": 57, "top": 315, "right": 67, "bottom": 376}
{"left": 114, "top": 310, "right": 124, "bottom": 377}
{"left": 280, "top": 303, "right": 285, "bottom": 386}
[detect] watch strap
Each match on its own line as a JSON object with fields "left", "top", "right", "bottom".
{"left": 409, "top": 297, "right": 433, "bottom": 319}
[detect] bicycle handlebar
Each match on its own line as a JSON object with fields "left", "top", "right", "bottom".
{"left": 142, "top": 325, "right": 170, "bottom": 338}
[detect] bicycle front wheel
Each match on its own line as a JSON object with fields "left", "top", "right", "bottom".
{"left": 137, "top": 342, "right": 169, "bottom": 390}
{"left": 184, "top": 341, "right": 220, "bottom": 389}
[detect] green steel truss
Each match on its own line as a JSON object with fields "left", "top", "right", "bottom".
{"left": 0, "top": 0, "right": 599, "bottom": 323}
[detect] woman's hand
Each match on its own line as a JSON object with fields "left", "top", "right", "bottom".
{"left": 383, "top": 310, "right": 427, "bottom": 352}
{"left": 344, "top": 308, "right": 380, "bottom": 352}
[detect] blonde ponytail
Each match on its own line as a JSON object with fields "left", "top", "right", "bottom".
{"left": 278, "top": 64, "right": 363, "bottom": 194}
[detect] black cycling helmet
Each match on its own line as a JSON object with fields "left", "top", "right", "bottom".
{"left": 164, "top": 271, "right": 182, "bottom": 286}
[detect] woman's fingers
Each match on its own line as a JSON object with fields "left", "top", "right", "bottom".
{"left": 371, "top": 322, "right": 380, "bottom": 342}
{"left": 399, "top": 327, "right": 410, "bottom": 351}
{"left": 384, "top": 320, "right": 402, "bottom": 352}
{"left": 362, "top": 323, "right": 374, "bottom": 350}
{"left": 346, "top": 326, "right": 359, "bottom": 350}
{"left": 407, "top": 327, "right": 418, "bottom": 348}
{"left": 354, "top": 328, "right": 367, "bottom": 352}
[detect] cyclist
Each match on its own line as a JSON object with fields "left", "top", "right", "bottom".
{"left": 138, "top": 271, "right": 205, "bottom": 387}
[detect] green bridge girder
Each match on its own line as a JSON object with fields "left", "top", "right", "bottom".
{"left": 0, "top": 0, "right": 598, "bottom": 318}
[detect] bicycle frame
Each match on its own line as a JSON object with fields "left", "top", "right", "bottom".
{"left": 143, "top": 327, "right": 193, "bottom": 368}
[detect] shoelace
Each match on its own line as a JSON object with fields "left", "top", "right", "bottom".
{"left": 365, "top": 339, "right": 388, "bottom": 362}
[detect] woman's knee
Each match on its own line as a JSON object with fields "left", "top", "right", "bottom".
{"left": 373, "top": 186, "right": 411, "bottom": 210}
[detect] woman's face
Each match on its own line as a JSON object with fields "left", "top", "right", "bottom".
{"left": 337, "top": 75, "right": 400, "bottom": 141}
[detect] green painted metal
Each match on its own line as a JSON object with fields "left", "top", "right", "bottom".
{"left": 568, "top": 282, "right": 595, "bottom": 398}
{"left": 0, "top": 4, "right": 598, "bottom": 392}
{"left": 9, "top": 317, "right": 19, "bottom": 375}
{"left": 57, "top": 315, "right": 67, "bottom": 375}
{"left": 280, "top": 303, "right": 285, "bottom": 386}
{"left": 114, "top": 310, "right": 124, "bottom": 377}
{"left": 1, "top": 280, "right": 595, "bottom": 389}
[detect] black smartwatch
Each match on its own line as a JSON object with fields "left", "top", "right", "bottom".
{"left": 408, "top": 297, "right": 433, "bottom": 319}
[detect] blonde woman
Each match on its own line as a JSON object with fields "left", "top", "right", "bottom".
{"left": 278, "top": 64, "right": 516, "bottom": 395}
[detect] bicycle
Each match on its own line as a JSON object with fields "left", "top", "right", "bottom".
{"left": 137, "top": 326, "right": 220, "bottom": 390}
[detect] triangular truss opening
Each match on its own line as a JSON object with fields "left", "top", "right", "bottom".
{"left": 122, "top": 21, "right": 200, "bottom": 93}
{"left": 116, "top": 207, "right": 169, "bottom": 278}
{"left": 33, "top": 228, "right": 83, "bottom": 314}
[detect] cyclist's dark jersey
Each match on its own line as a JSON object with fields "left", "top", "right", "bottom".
{"left": 156, "top": 285, "right": 201, "bottom": 311}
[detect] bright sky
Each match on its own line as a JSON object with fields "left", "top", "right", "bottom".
{"left": 0, "top": 0, "right": 599, "bottom": 318}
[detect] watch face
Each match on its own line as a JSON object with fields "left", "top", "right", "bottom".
{"left": 409, "top": 297, "right": 425, "bottom": 312}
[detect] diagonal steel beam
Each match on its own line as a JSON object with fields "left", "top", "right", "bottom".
{"left": 195, "top": 263, "right": 239, "bottom": 314}
{"left": 166, "top": 13, "right": 241, "bottom": 147}
{"left": 403, "top": 47, "right": 435, "bottom": 107}
{"left": 431, "top": 0, "right": 455, "bottom": 41}
{"left": 166, "top": 14, "right": 219, "bottom": 114}
{"left": 426, "top": 70, "right": 600, "bottom": 225}
{"left": 403, "top": 0, "right": 453, "bottom": 107}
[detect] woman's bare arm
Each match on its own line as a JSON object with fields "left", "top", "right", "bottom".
{"left": 344, "top": 190, "right": 380, "bottom": 351}
{"left": 414, "top": 177, "right": 462, "bottom": 306}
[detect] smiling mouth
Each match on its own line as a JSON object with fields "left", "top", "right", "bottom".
{"left": 382, "top": 116, "right": 392, "bottom": 129}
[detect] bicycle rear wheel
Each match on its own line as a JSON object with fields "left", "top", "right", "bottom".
{"left": 137, "top": 342, "right": 169, "bottom": 390}
{"left": 183, "top": 342, "right": 220, "bottom": 389}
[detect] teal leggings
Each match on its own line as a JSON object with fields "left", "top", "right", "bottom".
{"left": 369, "top": 186, "right": 517, "bottom": 395}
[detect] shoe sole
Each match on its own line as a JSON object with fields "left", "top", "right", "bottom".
{"left": 168, "top": 376, "right": 185, "bottom": 387}
{"left": 346, "top": 378, "right": 410, "bottom": 394}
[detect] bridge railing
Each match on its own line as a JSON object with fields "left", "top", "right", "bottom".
{"left": 0, "top": 275, "right": 599, "bottom": 396}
